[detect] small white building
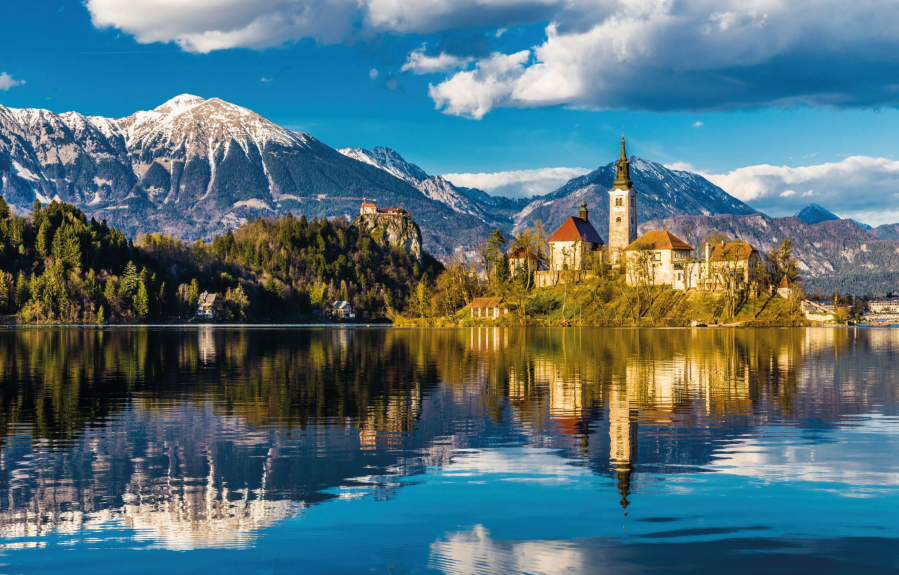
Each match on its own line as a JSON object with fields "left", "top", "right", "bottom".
{"left": 469, "top": 297, "right": 509, "bottom": 319}
{"left": 332, "top": 301, "right": 355, "bottom": 319}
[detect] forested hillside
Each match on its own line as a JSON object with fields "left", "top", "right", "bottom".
{"left": 0, "top": 198, "right": 438, "bottom": 323}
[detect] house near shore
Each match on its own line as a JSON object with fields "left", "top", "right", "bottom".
{"left": 332, "top": 301, "right": 356, "bottom": 319}
{"left": 196, "top": 291, "right": 223, "bottom": 319}
{"left": 469, "top": 297, "right": 510, "bottom": 319}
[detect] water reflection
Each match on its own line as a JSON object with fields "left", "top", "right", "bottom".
{"left": 0, "top": 327, "right": 897, "bottom": 566}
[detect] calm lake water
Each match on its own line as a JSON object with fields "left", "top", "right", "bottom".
{"left": 0, "top": 327, "right": 898, "bottom": 574}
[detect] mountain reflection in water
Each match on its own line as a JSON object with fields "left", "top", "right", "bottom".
{"left": 0, "top": 327, "right": 897, "bottom": 573}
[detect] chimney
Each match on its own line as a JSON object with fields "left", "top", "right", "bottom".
{"left": 704, "top": 242, "right": 711, "bottom": 262}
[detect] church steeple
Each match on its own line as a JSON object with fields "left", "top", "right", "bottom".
{"left": 579, "top": 200, "right": 589, "bottom": 222}
{"left": 612, "top": 134, "right": 633, "bottom": 190}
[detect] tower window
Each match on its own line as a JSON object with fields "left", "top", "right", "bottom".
{"left": 615, "top": 198, "right": 622, "bottom": 207}
{"left": 616, "top": 217, "right": 621, "bottom": 223}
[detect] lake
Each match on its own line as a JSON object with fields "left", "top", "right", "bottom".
{"left": 0, "top": 327, "right": 897, "bottom": 574}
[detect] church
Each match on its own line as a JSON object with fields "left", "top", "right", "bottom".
{"left": 531, "top": 135, "right": 757, "bottom": 291}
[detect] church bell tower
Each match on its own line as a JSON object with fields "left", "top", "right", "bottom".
{"left": 608, "top": 135, "right": 637, "bottom": 263}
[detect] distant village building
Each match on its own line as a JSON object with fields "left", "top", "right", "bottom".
{"left": 624, "top": 231, "right": 695, "bottom": 290}
{"left": 868, "top": 298, "right": 899, "bottom": 314}
{"left": 608, "top": 135, "right": 638, "bottom": 264}
{"left": 331, "top": 301, "right": 355, "bottom": 319}
{"left": 360, "top": 200, "right": 377, "bottom": 215}
{"left": 196, "top": 291, "right": 223, "bottom": 319}
{"left": 469, "top": 297, "right": 510, "bottom": 319}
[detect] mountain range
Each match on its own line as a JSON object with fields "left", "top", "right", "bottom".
{"left": 2, "top": 93, "right": 899, "bottom": 293}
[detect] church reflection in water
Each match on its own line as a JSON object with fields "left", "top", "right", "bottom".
{"left": 0, "top": 327, "right": 894, "bottom": 549}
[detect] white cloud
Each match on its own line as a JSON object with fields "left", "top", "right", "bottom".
{"left": 83, "top": 1, "right": 899, "bottom": 115}
{"left": 260, "top": 77, "right": 274, "bottom": 83}
{"left": 443, "top": 166, "right": 589, "bottom": 198}
{"left": 428, "top": 51, "right": 530, "bottom": 119}
{"left": 84, "top": 0, "right": 558, "bottom": 53}
{"left": 429, "top": 1, "right": 899, "bottom": 117}
{"left": 369, "top": 68, "right": 379, "bottom": 79}
{"left": 680, "top": 156, "right": 899, "bottom": 225}
{"left": 402, "top": 48, "right": 473, "bottom": 75}
{"left": 0, "top": 72, "right": 25, "bottom": 91}
{"left": 693, "top": 121, "right": 703, "bottom": 128}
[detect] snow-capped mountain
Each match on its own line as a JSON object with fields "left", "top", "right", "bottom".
{"left": 337, "top": 146, "right": 529, "bottom": 226}
{"left": 514, "top": 157, "right": 758, "bottom": 240}
{"left": 0, "top": 95, "right": 491, "bottom": 254}
{"left": 793, "top": 203, "right": 840, "bottom": 226}
{"left": 338, "top": 146, "right": 429, "bottom": 186}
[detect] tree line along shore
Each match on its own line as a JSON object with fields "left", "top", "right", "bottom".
{"left": 0, "top": 196, "right": 812, "bottom": 327}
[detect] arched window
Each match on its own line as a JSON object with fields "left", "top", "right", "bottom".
{"left": 615, "top": 198, "right": 622, "bottom": 207}
{"left": 616, "top": 217, "right": 621, "bottom": 223}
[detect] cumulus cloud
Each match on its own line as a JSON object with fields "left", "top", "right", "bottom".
{"left": 402, "top": 48, "right": 473, "bottom": 74}
{"left": 0, "top": 72, "right": 25, "bottom": 91}
{"left": 429, "top": 0, "right": 899, "bottom": 118}
{"left": 84, "top": 1, "right": 899, "bottom": 116}
{"left": 84, "top": 0, "right": 557, "bottom": 53}
{"left": 369, "top": 68, "right": 379, "bottom": 79}
{"left": 443, "top": 166, "right": 589, "bottom": 198}
{"left": 681, "top": 156, "right": 899, "bottom": 226}
{"left": 693, "top": 121, "right": 703, "bottom": 128}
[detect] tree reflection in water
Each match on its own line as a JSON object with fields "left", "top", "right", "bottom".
{"left": 0, "top": 327, "right": 895, "bottom": 551}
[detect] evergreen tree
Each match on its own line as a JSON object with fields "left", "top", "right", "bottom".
{"left": 35, "top": 220, "right": 52, "bottom": 259}
{"left": 51, "top": 223, "right": 82, "bottom": 269}
{"left": 134, "top": 280, "right": 150, "bottom": 319}
{"left": 119, "top": 261, "right": 139, "bottom": 303}
{"left": 14, "top": 271, "right": 28, "bottom": 309}
{"left": 188, "top": 279, "right": 200, "bottom": 311}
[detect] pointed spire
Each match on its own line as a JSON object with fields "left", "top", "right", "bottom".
{"left": 612, "top": 134, "right": 633, "bottom": 190}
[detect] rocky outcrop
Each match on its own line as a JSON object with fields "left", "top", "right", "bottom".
{"left": 354, "top": 212, "right": 423, "bottom": 263}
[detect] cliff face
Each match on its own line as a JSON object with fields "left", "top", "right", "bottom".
{"left": 354, "top": 213, "right": 423, "bottom": 263}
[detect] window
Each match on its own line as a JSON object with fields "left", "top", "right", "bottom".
{"left": 616, "top": 217, "right": 621, "bottom": 223}
{"left": 615, "top": 198, "right": 622, "bottom": 207}
{"left": 653, "top": 252, "right": 661, "bottom": 261}
{"left": 631, "top": 197, "right": 636, "bottom": 207}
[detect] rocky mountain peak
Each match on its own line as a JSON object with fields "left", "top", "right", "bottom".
{"left": 794, "top": 203, "right": 840, "bottom": 225}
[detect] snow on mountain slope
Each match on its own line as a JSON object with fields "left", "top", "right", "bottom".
{"left": 338, "top": 146, "right": 429, "bottom": 186}
{"left": 515, "top": 156, "right": 758, "bottom": 240}
{"left": 0, "top": 96, "right": 493, "bottom": 255}
{"left": 337, "top": 145, "right": 525, "bottom": 226}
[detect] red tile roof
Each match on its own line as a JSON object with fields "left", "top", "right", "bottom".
{"left": 548, "top": 216, "right": 604, "bottom": 245}
{"left": 469, "top": 297, "right": 503, "bottom": 308}
{"left": 626, "top": 230, "right": 694, "bottom": 251}
{"left": 709, "top": 241, "right": 758, "bottom": 261}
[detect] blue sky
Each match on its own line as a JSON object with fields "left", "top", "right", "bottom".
{"left": 2, "top": 0, "right": 899, "bottom": 223}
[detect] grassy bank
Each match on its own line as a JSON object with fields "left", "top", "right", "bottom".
{"left": 394, "top": 275, "right": 808, "bottom": 327}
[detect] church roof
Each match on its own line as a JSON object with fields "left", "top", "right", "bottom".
{"left": 709, "top": 241, "right": 758, "bottom": 261}
{"left": 626, "top": 230, "right": 694, "bottom": 251}
{"left": 548, "top": 216, "right": 604, "bottom": 245}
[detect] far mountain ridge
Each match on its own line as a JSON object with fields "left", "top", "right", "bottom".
{"left": 337, "top": 146, "right": 529, "bottom": 226}
{"left": 0, "top": 95, "right": 492, "bottom": 256}
{"left": 794, "top": 203, "right": 840, "bottom": 225}
{"left": 514, "top": 156, "right": 758, "bottom": 240}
